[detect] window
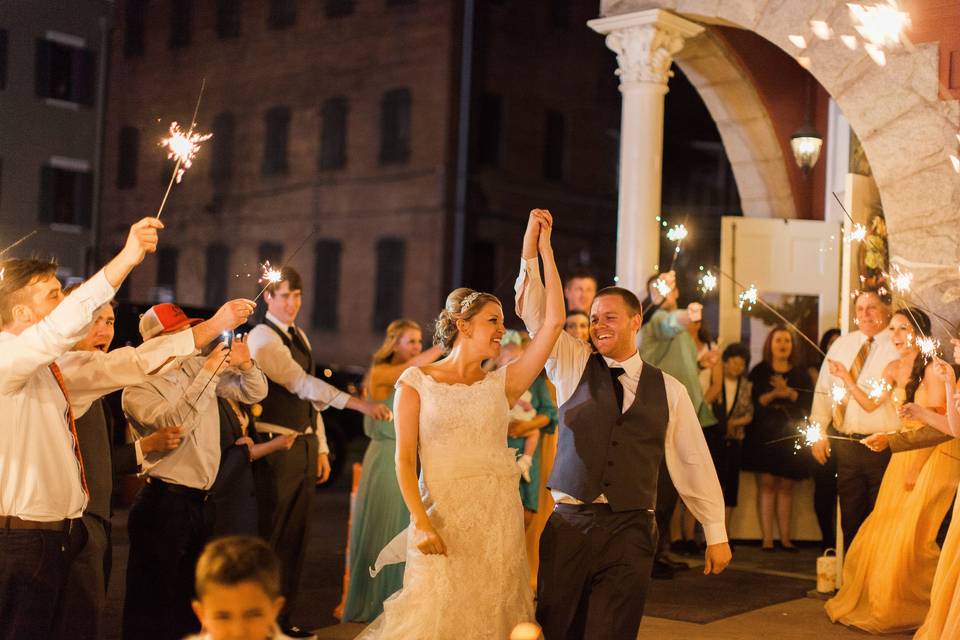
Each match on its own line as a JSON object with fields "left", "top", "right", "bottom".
{"left": 38, "top": 163, "right": 92, "bottom": 227}
{"left": 372, "top": 238, "right": 405, "bottom": 331}
{"left": 262, "top": 107, "right": 291, "bottom": 176}
{"left": 319, "top": 97, "right": 347, "bottom": 171}
{"left": 156, "top": 247, "right": 179, "bottom": 298}
{"left": 551, "top": 0, "right": 570, "bottom": 29}
{"left": 169, "top": 0, "right": 193, "bottom": 49}
{"left": 325, "top": 0, "right": 354, "bottom": 17}
{"left": 210, "top": 111, "right": 236, "bottom": 186}
{"left": 204, "top": 244, "right": 230, "bottom": 307}
{"left": 313, "top": 239, "right": 341, "bottom": 330}
{"left": 258, "top": 242, "right": 284, "bottom": 270}
{"left": 269, "top": 0, "right": 297, "bottom": 29}
{"left": 217, "top": 0, "right": 242, "bottom": 38}
{"left": 35, "top": 37, "right": 96, "bottom": 105}
{"left": 117, "top": 127, "right": 139, "bottom": 189}
{"left": 468, "top": 239, "right": 497, "bottom": 294}
{"left": 379, "top": 88, "right": 411, "bottom": 165}
{"left": 125, "top": 0, "right": 147, "bottom": 58}
{"left": 0, "top": 30, "right": 7, "bottom": 90}
{"left": 544, "top": 109, "right": 565, "bottom": 181}
{"left": 387, "top": 0, "right": 416, "bottom": 6}
{"left": 474, "top": 92, "right": 501, "bottom": 166}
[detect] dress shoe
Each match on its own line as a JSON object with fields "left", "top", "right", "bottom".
{"left": 281, "top": 626, "right": 317, "bottom": 639}
{"left": 651, "top": 559, "right": 675, "bottom": 580}
{"left": 658, "top": 556, "right": 690, "bottom": 571}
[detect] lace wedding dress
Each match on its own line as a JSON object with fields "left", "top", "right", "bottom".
{"left": 356, "top": 365, "right": 534, "bottom": 639}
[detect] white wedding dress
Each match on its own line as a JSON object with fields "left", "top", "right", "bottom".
{"left": 356, "top": 365, "right": 534, "bottom": 640}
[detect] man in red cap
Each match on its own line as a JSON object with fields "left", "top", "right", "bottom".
{"left": 121, "top": 302, "right": 268, "bottom": 640}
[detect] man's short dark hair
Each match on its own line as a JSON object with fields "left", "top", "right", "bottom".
{"left": 565, "top": 269, "right": 597, "bottom": 286}
{"left": 593, "top": 286, "right": 642, "bottom": 316}
{"left": 265, "top": 266, "right": 302, "bottom": 297}
{"left": 722, "top": 342, "right": 751, "bottom": 367}
{"left": 0, "top": 257, "right": 58, "bottom": 326}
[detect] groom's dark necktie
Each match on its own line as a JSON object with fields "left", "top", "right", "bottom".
{"left": 609, "top": 366, "right": 625, "bottom": 413}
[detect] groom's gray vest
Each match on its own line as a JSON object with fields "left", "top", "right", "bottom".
{"left": 549, "top": 353, "right": 669, "bottom": 512}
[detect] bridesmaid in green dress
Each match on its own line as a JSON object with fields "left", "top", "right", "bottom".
{"left": 343, "top": 319, "right": 442, "bottom": 622}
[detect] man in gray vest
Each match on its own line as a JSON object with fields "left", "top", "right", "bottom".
{"left": 515, "top": 213, "right": 731, "bottom": 638}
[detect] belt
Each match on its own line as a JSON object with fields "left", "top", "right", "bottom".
{"left": 839, "top": 432, "right": 872, "bottom": 441}
{"left": 0, "top": 515, "right": 79, "bottom": 533}
{"left": 554, "top": 503, "right": 655, "bottom": 515}
{"left": 146, "top": 478, "right": 210, "bottom": 501}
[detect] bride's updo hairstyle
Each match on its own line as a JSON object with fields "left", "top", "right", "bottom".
{"left": 434, "top": 287, "right": 501, "bottom": 354}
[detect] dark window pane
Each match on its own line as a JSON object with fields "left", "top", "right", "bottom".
{"left": 387, "top": 0, "right": 416, "bottom": 6}
{"left": 0, "top": 30, "right": 7, "bottom": 90}
{"left": 474, "top": 92, "right": 501, "bottom": 167}
{"left": 217, "top": 0, "right": 242, "bottom": 38}
{"left": 258, "top": 242, "right": 284, "bottom": 269}
{"left": 467, "top": 239, "right": 497, "bottom": 294}
{"left": 38, "top": 165, "right": 92, "bottom": 227}
{"left": 210, "top": 111, "right": 236, "bottom": 186}
{"left": 117, "top": 127, "right": 139, "bottom": 189}
{"left": 325, "top": 0, "right": 354, "bottom": 17}
{"left": 35, "top": 39, "right": 96, "bottom": 105}
{"left": 379, "top": 88, "right": 411, "bottom": 165}
{"left": 551, "top": 0, "right": 570, "bottom": 29}
{"left": 269, "top": 0, "right": 297, "bottom": 28}
{"left": 319, "top": 97, "right": 347, "bottom": 171}
{"left": 156, "top": 247, "right": 179, "bottom": 296}
{"left": 262, "top": 106, "right": 291, "bottom": 176}
{"left": 125, "top": 0, "right": 147, "bottom": 58}
{"left": 312, "top": 239, "right": 341, "bottom": 330}
{"left": 544, "top": 109, "right": 564, "bottom": 181}
{"left": 204, "top": 243, "right": 230, "bottom": 307}
{"left": 373, "top": 238, "right": 405, "bottom": 331}
{"left": 169, "top": 0, "right": 193, "bottom": 49}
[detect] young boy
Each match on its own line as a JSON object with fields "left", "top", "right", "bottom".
{"left": 189, "top": 536, "right": 293, "bottom": 640}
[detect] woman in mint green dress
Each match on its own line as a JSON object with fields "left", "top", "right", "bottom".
{"left": 343, "top": 319, "right": 442, "bottom": 622}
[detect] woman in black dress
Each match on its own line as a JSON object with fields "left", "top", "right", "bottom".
{"left": 744, "top": 326, "right": 812, "bottom": 551}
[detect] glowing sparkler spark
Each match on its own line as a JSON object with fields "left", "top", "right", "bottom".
{"left": 738, "top": 285, "right": 758, "bottom": 311}
{"left": 259, "top": 261, "right": 283, "bottom": 285}
{"left": 160, "top": 122, "right": 213, "bottom": 183}
{"left": 845, "top": 222, "right": 867, "bottom": 243}
{"left": 699, "top": 271, "right": 718, "bottom": 294}
{"left": 653, "top": 278, "right": 672, "bottom": 298}
{"left": 887, "top": 265, "right": 914, "bottom": 294}
{"left": 865, "top": 378, "right": 892, "bottom": 401}
{"left": 802, "top": 420, "right": 824, "bottom": 447}
{"left": 917, "top": 336, "right": 940, "bottom": 360}
{"left": 831, "top": 383, "right": 848, "bottom": 405}
{"left": 848, "top": 1, "right": 910, "bottom": 49}
{"left": 666, "top": 224, "right": 688, "bottom": 243}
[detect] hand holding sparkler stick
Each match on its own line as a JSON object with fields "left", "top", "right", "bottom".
{"left": 650, "top": 270, "right": 675, "bottom": 304}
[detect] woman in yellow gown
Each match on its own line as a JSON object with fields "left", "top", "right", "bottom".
{"left": 825, "top": 308, "right": 960, "bottom": 633}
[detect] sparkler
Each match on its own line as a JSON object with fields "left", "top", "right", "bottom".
{"left": 844, "top": 222, "right": 867, "bottom": 244}
{"left": 737, "top": 285, "right": 758, "bottom": 311}
{"left": 917, "top": 336, "right": 940, "bottom": 360}
{"left": 699, "top": 270, "right": 718, "bottom": 295}
{"left": 667, "top": 223, "right": 688, "bottom": 271}
{"left": 865, "top": 378, "right": 892, "bottom": 401}
{"left": 887, "top": 264, "right": 914, "bottom": 295}
{"left": 0, "top": 229, "right": 39, "bottom": 257}
{"left": 766, "top": 417, "right": 861, "bottom": 447}
{"left": 653, "top": 278, "right": 672, "bottom": 298}
{"left": 252, "top": 261, "right": 284, "bottom": 303}
{"left": 831, "top": 382, "right": 849, "bottom": 406}
{"left": 156, "top": 79, "right": 209, "bottom": 220}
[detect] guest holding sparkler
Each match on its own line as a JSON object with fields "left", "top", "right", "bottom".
{"left": 810, "top": 288, "right": 899, "bottom": 545}
{"left": 121, "top": 303, "right": 267, "bottom": 640}
{"left": 248, "top": 266, "right": 391, "bottom": 638}
{"left": 825, "top": 308, "right": 960, "bottom": 633}
{"left": 742, "top": 327, "right": 812, "bottom": 551}
{"left": 343, "top": 319, "right": 442, "bottom": 623}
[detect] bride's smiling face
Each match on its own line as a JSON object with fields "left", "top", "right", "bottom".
{"left": 458, "top": 302, "right": 505, "bottom": 359}
{"left": 889, "top": 313, "right": 918, "bottom": 356}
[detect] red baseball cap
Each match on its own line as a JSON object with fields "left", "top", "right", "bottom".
{"left": 139, "top": 303, "right": 202, "bottom": 340}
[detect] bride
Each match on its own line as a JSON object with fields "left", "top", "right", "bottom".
{"left": 357, "top": 210, "right": 564, "bottom": 639}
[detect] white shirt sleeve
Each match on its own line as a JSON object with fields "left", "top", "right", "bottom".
{"left": 122, "top": 359, "right": 217, "bottom": 435}
{"left": 60, "top": 328, "right": 197, "bottom": 416}
{"left": 810, "top": 352, "right": 835, "bottom": 429}
{"left": 248, "top": 325, "right": 349, "bottom": 410}
{"left": 215, "top": 364, "right": 269, "bottom": 405}
{"left": 0, "top": 270, "right": 116, "bottom": 394}
{"left": 663, "top": 374, "right": 728, "bottom": 545}
{"left": 314, "top": 413, "right": 330, "bottom": 455}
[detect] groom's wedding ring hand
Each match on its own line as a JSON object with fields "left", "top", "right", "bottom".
{"left": 415, "top": 524, "right": 447, "bottom": 556}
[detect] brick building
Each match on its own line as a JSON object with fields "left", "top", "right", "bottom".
{"left": 100, "top": 0, "right": 629, "bottom": 365}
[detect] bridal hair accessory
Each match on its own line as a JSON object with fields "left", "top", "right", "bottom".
{"left": 460, "top": 291, "right": 483, "bottom": 311}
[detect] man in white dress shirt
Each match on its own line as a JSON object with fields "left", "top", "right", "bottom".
{"left": 0, "top": 217, "right": 161, "bottom": 640}
{"left": 121, "top": 302, "right": 266, "bottom": 640}
{"left": 248, "top": 266, "right": 390, "bottom": 637}
{"left": 811, "top": 288, "right": 898, "bottom": 544}
{"left": 515, "top": 214, "right": 730, "bottom": 639}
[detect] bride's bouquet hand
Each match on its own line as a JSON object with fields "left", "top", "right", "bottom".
{"left": 414, "top": 521, "right": 447, "bottom": 556}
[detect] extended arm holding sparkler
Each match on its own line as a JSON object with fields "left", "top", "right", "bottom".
{"left": 827, "top": 359, "right": 893, "bottom": 412}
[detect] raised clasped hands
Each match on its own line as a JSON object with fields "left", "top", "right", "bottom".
{"left": 522, "top": 209, "right": 554, "bottom": 259}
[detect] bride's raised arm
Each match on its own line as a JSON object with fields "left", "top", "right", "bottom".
{"left": 506, "top": 209, "right": 564, "bottom": 406}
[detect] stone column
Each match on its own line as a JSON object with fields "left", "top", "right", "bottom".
{"left": 588, "top": 10, "right": 703, "bottom": 293}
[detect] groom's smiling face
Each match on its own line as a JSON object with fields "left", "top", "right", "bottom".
{"left": 590, "top": 294, "right": 641, "bottom": 361}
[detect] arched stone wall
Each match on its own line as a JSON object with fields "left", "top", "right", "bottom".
{"left": 602, "top": 0, "right": 960, "bottom": 306}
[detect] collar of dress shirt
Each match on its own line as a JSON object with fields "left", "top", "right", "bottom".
{"left": 602, "top": 350, "right": 643, "bottom": 379}
{"left": 265, "top": 311, "right": 293, "bottom": 334}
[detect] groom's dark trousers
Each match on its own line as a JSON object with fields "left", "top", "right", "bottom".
{"left": 537, "top": 504, "right": 657, "bottom": 639}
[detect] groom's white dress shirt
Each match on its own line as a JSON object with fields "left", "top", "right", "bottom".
{"left": 515, "top": 258, "right": 728, "bottom": 545}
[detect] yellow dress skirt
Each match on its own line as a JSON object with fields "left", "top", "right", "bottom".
{"left": 915, "top": 489, "right": 960, "bottom": 639}
{"left": 825, "top": 434, "right": 960, "bottom": 633}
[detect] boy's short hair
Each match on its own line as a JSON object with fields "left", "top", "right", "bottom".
{"left": 565, "top": 269, "right": 597, "bottom": 285}
{"left": 593, "top": 286, "right": 642, "bottom": 316}
{"left": 0, "top": 257, "right": 59, "bottom": 326}
{"left": 265, "top": 266, "right": 302, "bottom": 297}
{"left": 195, "top": 536, "right": 281, "bottom": 599}
{"left": 722, "top": 342, "right": 751, "bottom": 368}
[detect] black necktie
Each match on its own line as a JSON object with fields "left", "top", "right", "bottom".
{"left": 288, "top": 325, "right": 305, "bottom": 351}
{"left": 609, "top": 366, "right": 625, "bottom": 413}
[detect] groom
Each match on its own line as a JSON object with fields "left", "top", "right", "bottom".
{"left": 515, "top": 212, "right": 731, "bottom": 639}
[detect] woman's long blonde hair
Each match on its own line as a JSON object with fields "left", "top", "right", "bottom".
{"left": 371, "top": 319, "right": 423, "bottom": 366}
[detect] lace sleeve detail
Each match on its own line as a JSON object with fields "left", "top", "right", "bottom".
{"left": 396, "top": 366, "right": 423, "bottom": 394}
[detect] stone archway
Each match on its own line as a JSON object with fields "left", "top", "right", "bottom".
{"left": 600, "top": 0, "right": 960, "bottom": 307}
